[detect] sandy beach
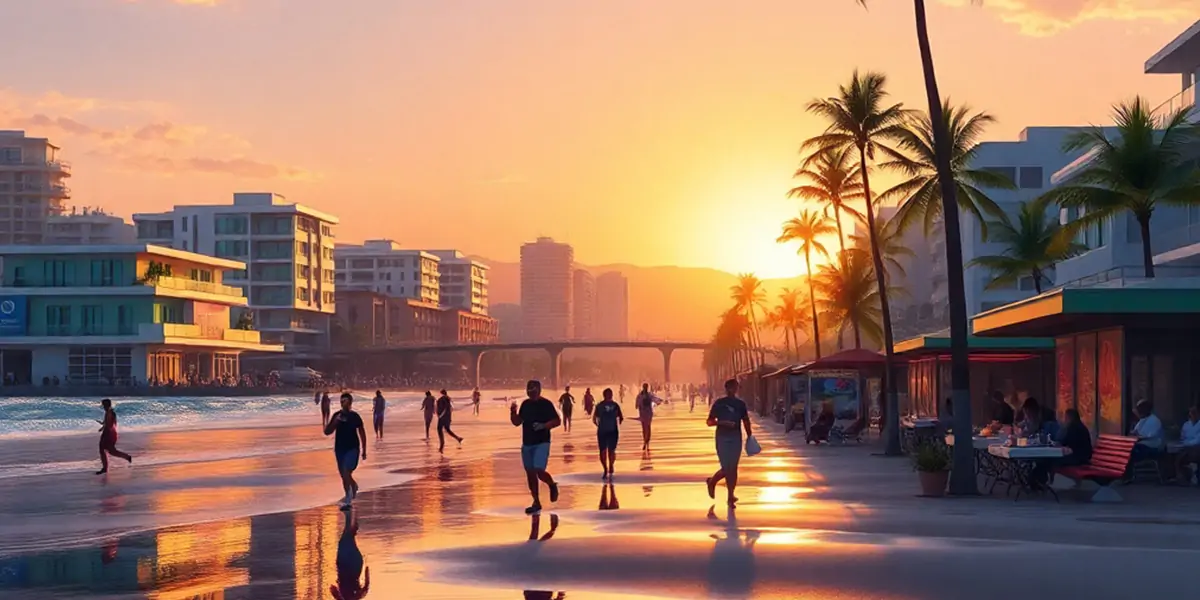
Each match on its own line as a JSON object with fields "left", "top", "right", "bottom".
{"left": 2, "top": 394, "right": 1200, "bottom": 599}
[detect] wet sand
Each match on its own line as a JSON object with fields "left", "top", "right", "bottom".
{"left": 2, "top": 398, "right": 1199, "bottom": 599}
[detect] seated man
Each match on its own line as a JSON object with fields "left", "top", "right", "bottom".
{"left": 1175, "top": 406, "right": 1200, "bottom": 485}
{"left": 1129, "top": 399, "right": 1165, "bottom": 463}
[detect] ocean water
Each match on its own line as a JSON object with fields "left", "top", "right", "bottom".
{"left": 0, "top": 388, "right": 526, "bottom": 439}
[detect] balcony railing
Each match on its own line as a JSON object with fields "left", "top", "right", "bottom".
{"left": 150, "top": 276, "right": 246, "bottom": 298}
{"left": 0, "top": 159, "right": 71, "bottom": 172}
{"left": 1153, "top": 84, "right": 1196, "bottom": 118}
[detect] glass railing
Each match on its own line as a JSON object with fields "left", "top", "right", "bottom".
{"left": 1153, "top": 84, "right": 1197, "bottom": 118}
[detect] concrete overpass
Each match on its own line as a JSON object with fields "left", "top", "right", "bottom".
{"left": 352, "top": 339, "right": 711, "bottom": 388}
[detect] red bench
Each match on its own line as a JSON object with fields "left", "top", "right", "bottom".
{"left": 1055, "top": 434, "right": 1137, "bottom": 502}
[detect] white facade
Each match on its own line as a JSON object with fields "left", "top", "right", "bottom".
{"left": 335, "top": 240, "right": 441, "bottom": 305}
{"left": 45, "top": 208, "right": 135, "bottom": 245}
{"left": 132, "top": 192, "right": 338, "bottom": 356}
{"left": 1053, "top": 20, "right": 1200, "bottom": 287}
{"left": 428, "top": 249, "right": 489, "bottom": 315}
{"left": 572, "top": 268, "right": 594, "bottom": 339}
{"left": 0, "top": 131, "right": 71, "bottom": 245}
{"left": 594, "top": 271, "right": 628, "bottom": 340}
{"left": 520, "top": 237, "right": 574, "bottom": 341}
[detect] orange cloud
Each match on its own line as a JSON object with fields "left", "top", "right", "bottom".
{"left": 940, "top": 0, "right": 1197, "bottom": 35}
{"left": 0, "top": 88, "right": 316, "bottom": 181}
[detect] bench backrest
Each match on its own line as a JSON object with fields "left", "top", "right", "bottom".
{"left": 1090, "top": 434, "right": 1138, "bottom": 473}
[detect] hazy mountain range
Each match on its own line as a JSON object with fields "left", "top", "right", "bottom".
{"left": 473, "top": 257, "right": 809, "bottom": 343}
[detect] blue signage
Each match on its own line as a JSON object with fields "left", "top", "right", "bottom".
{"left": 0, "top": 296, "right": 27, "bottom": 336}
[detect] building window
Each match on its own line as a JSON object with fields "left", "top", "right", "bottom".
{"left": 351, "top": 259, "right": 373, "bottom": 269}
{"left": 117, "top": 305, "right": 133, "bottom": 334}
{"left": 182, "top": 240, "right": 188, "bottom": 251}
{"left": 90, "top": 260, "right": 122, "bottom": 286}
{"left": 43, "top": 260, "right": 73, "bottom": 287}
{"left": 81, "top": 305, "right": 103, "bottom": 335}
{"left": 297, "top": 287, "right": 310, "bottom": 302}
{"left": 68, "top": 346, "right": 132, "bottom": 384}
{"left": 1018, "top": 166, "right": 1043, "bottom": 189}
{"left": 181, "top": 217, "right": 188, "bottom": 232}
{"left": 214, "top": 214, "right": 248, "bottom": 235}
{"left": 46, "top": 305, "right": 71, "bottom": 335}
{"left": 983, "top": 166, "right": 1017, "bottom": 188}
{"left": 215, "top": 240, "right": 248, "bottom": 258}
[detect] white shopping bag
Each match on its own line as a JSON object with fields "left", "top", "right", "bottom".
{"left": 744, "top": 435, "right": 762, "bottom": 456}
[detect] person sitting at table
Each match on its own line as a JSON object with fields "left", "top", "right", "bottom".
{"left": 989, "top": 390, "right": 1014, "bottom": 428}
{"left": 1017, "top": 397, "right": 1043, "bottom": 438}
{"left": 1174, "top": 406, "right": 1200, "bottom": 485}
{"left": 1033, "top": 409, "right": 1092, "bottom": 488}
{"left": 1130, "top": 400, "right": 1165, "bottom": 463}
{"left": 806, "top": 404, "right": 835, "bottom": 444}
{"left": 1039, "top": 406, "right": 1061, "bottom": 439}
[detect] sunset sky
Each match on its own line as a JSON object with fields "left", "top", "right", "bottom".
{"left": 1, "top": 1, "right": 1194, "bottom": 277}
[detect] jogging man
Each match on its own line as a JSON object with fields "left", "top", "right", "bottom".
{"left": 436, "top": 389, "right": 464, "bottom": 453}
{"left": 325, "top": 392, "right": 367, "bottom": 509}
{"left": 371, "top": 390, "right": 386, "bottom": 439}
{"left": 559, "top": 386, "right": 575, "bottom": 433}
{"left": 593, "top": 388, "right": 624, "bottom": 481}
{"left": 706, "top": 379, "right": 752, "bottom": 508}
{"left": 511, "top": 380, "right": 561, "bottom": 514}
{"left": 420, "top": 391, "right": 436, "bottom": 440}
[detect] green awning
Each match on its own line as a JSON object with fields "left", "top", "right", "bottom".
{"left": 894, "top": 330, "right": 1053, "bottom": 355}
{"left": 972, "top": 285, "right": 1200, "bottom": 338}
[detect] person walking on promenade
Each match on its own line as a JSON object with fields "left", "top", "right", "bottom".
{"left": 319, "top": 391, "right": 332, "bottom": 427}
{"left": 511, "top": 380, "right": 561, "bottom": 514}
{"left": 636, "top": 383, "right": 655, "bottom": 452}
{"left": 619, "top": 384, "right": 626, "bottom": 405}
{"left": 436, "top": 389, "right": 464, "bottom": 453}
{"left": 420, "top": 391, "right": 436, "bottom": 441}
{"left": 706, "top": 379, "right": 752, "bottom": 507}
{"left": 583, "top": 388, "right": 595, "bottom": 417}
{"left": 593, "top": 387, "right": 624, "bottom": 481}
{"left": 559, "top": 386, "right": 575, "bottom": 433}
{"left": 372, "top": 390, "right": 386, "bottom": 439}
{"left": 95, "top": 398, "right": 132, "bottom": 475}
{"left": 472, "top": 387, "right": 482, "bottom": 415}
{"left": 324, "top": 392, "right": 367, "bottom": 509}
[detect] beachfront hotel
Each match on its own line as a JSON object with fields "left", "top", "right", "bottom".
{"left": 45, "top": 207, "right": 136, "bottom": 245}
{"left": 427, "top": 249, "right": 489, "bottom": 315}
{"left": 0, "top": 244, "right": 282, "bottom": 386}
{"left": 333, "top": 240, "right": 441, "bottom": 305}
{"left": 0, "top": 130, "right": 71, "bottom": 245}
{"left": 520, "top": 237, "right": 574, "bottom": 341}
{"left": 132, "top": 192, "right": 337, "bottom": 362}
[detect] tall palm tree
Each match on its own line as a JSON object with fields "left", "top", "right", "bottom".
{"left": 812, "top": 248, "right": 891, "bottom": 349}
{"left": 803, "top": 70, "right": 906, "bottom": 454}
{"left": 853, "top": 0, "right": 982, "bottom": 484}
{"left": 766, "top": 288, "right": 808, "bottom": 361}
{"left": 789, "top": 147, "right": 865, "bottom": 254}
{"left": 850, "top": 213, "right": 916, "bottom": 287}
{"left": 1041, "top": 97, "right": 1200, "bottom": 278}
{"left": 879, "top": 101, "right": 1013, "bottom": 238}
{"left": 969, "top": 197, "right": 1087, "bottom": 294}
{"left": 777, "top": 210, "right": 835, "bottom": 359}
{"left": 729, "top": 274, "right": 767, "bottom": 367}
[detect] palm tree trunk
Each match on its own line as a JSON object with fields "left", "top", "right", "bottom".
{"left": 1032, "top": 268, "right": 1043, "bottom": 294}
{"left": 856, "top": 143, "right": 898, "bottom": 456}
{"left": 1137, "top": 214, "right": 1155, "bottom": 278}
{"left": 853, "top": 320, "right": 862, "bottom": 349}
{"left": 833, "top": 208, "right": 863, "bottom": 344}
{"left": 804, "top": 247, "right": 823, "bottom": 359}
{"left": 912, "top": 0, "right": 975, "bottom": 493}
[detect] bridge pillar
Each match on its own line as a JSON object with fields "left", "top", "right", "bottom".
{"left": 660, "top": 346, "right": 675, "bottom": 387}
{"left": 465, "top": 349, "right": 484, "bottom": 389}
{"left": 546, "top": 346, "right": 563, "bottom": 390}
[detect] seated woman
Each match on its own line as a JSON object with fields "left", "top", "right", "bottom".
{"left": 1040, "top": 407, "right": 1061, "bottom": 440}
{"left": 1017, "top": 398, "right": 1043, "bottom": 438}
{"left": 806, "top": 405, "right": 835, "bottom": 444}
{"left": 1033, "top": 409, "right": 1092, "bottom": 487}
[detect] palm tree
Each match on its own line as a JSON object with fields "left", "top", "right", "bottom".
{"left": 789, "top": 147, "right": 865, "bottom": 254}
{"left": 850, "top": 213, "right": 916, "bottom": 287}
{"left": 706, "top": 307, "right": 752, "bottom": 378}
{"left": 777, "top": 210, "right": 835, "bottom": 359}
{"left": 812, "top": 248, "right": 890, "bottom": 349}
{"left": 1041, "top": 97, "right": 1200, "bottom": 278}
{"left": 852, "top": 0, "right": 982, "bottom": 483}
{"left": 766, "top": 288, "right": 808, "bottom": 361}
{"left": 969, "top": 197, "right": 1087, "bottom": 294}
{"left": 879, "top": 100, "right": 1013, "bottom": 238}
{"left": 729, "top": 274, "right": 767, "bottom": 367}
{"left": 803, "top": 70, "right": 906, "bottom": 454}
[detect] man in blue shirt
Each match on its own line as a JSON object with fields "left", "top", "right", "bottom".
{"left": 325, "top": 392, "right": 367, "bottom": 509}
{"left": 706, "top": 379, "right": 752, "bottom": 507}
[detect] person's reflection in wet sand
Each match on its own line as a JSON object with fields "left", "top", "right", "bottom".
{"left": 330, "top": 510, "right": 370, "bottom": 600}
{"left": 705, "top": 505, "right": 758, "bottom": 598}
{"left": 598, "top": 483, "right": 620, "bottom": 510}
{"left": 522, "top": 592, "right": 565, "bottom": 600}
{"left": 562, "top": 443, "right": 575, "bottom": 465}
{"left": 527, "top": 513, "right": 560, "bottom": 542}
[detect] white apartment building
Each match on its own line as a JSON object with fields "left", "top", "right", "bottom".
{"left": 0, "top": 131, "right": 71, "bottom": 245}
{"left": 572, "top": 268, "right": 595, "bottom": 339}
{"left": 334, "top": 240, "right": 440, "bottom": 305}
{"left": 45, "top": 208, "right": 135, "bottom": 245}
{"left": 594, "top": 271, "right": 629, "bottom": 340}
{"left": 1052, "top": 20, "right": 1200, "bottom": 287}
{"left": 428, "top": 249, "right": 489, "bottom": 315}
{"left": 520, "top": 237, "right": 573, "bottom": 341}
{"left": 133, "top": 192, "right": 338, "bottom": 356}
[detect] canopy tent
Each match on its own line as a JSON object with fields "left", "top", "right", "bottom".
{"left": 794, "top": 348, "right": 885, "bottom": 372}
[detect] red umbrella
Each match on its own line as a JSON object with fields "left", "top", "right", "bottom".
{"left": 795, "top": 349, "right": 885, "bottom": 371}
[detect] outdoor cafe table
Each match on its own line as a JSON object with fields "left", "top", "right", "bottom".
{"left": 987, "top": 444, "right": 1067, "bottom": 502}
{"left": 946, "top": 435, "right": 1005, "bottom": 484}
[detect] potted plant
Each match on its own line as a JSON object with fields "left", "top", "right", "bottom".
{"left": 911, "top": 441, "right": 951, "bottom": 497}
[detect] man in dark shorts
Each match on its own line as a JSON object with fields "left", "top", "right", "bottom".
{"left": 559, "top": 386, "right": 575, "bottom": 432}
{"left": 420, "top": 391, "right": 436, "bottom": 440}
{"left": 436, "top": 389, "right": 463, "bottom": 453}
{"left": 371, "top": 390, "right": 386, "bottom": 439}
{"left": 593, "top": 388, "right": 624, "bottom": 481}
{"left": 319, "top": 391, "right": 332, "bottom": 427}
{"left": 96, "top": 398, "right": 133, "bottom": 475}
{"left": 324, "top": 392, "right": 367, "bottom": 509}
{"left": 706, "top": 378, "right": 752, "bottom": 507}
{"left": 511, "top": 380, "right": 561, "bottom": 514}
